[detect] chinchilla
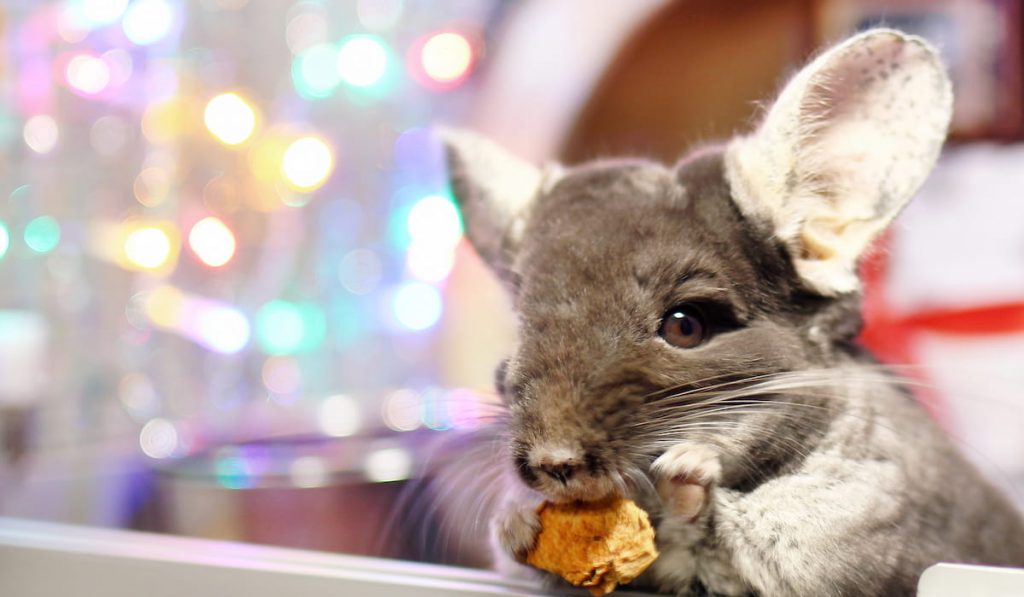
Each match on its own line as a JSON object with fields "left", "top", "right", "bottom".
{"left": 437, "top": 28, "right": 1024, "bottom": 596}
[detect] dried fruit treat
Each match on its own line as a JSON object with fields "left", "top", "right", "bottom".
{"left": 526, "top": 497, "right": 659, "bottom": 596}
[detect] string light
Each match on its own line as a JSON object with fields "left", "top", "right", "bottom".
{"left": 281, "top": 136, "right": 334, "bottom": 191}
{"left": 24, "top": 216, "right": 61, "bottom": 254}
{"left": 188, "top": 216, "right": 236, "bottom": 267}
{"left": 203, "top": 92, "right": 257, "bottom": 145}
{"left": 336, "top": 35, "right": 389, "bottom": 88}
{"left": 420, "top": 32, "right": 474, "bottom": 86}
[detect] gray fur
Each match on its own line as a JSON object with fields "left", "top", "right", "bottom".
{"left": 441, "top": 30, "right": 1024, "bottom": 597}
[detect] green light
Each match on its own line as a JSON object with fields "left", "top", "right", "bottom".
{"left": 24, "top": 216, "right": 60, "bottom": 254}
{"left": 255, "top": 300, "right": 326, "bottom": 355}
{"left": 215, "top": 456, "right": 251, "bottom": 490}
{"left": 336, "top": 34, "right": 397, "bottom": 102}
{"left": 292, "top": 44, "right": 341, "bottom": 100}
{"left": 0, "top": 221, "right": 9, "bottom": 260}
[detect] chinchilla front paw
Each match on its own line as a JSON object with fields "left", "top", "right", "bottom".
{"left": 652, "top": 442, "right": 722, "bottom": 522}
{"left": 492, "top": 499, "right": 541, "bottom": 563}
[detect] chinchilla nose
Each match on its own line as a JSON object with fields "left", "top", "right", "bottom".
{"left": 537, "top": 461, "right": 582, "bottom": 484}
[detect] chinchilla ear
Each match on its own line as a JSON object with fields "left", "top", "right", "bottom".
{"left": 725, "top": 28, "right": 953, "bottom": 296}
{"left": 438, "top": 127, "right": 562, "bottom": 283}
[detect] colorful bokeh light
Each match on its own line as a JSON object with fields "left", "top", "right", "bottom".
{"left": 195, "top": 306, "right": 250, "bottom": 353}
{"left": 318, "top": 394, "right": 361, "bottom": 437}
{"left": 66, "top": 54, "right": 111, "bottom": 95}
{"left": 392, "top": 282, "right": 443, "bottom": 330}
{"left": 23, "top": 115, "right": 58, "bottom": 154}
{"left": 292, "top": 44, "right": 341, "bottom": 99}
{"left": 188, "top": 216, "right": 236, "bottom": 267}
{"left": 336, "top": 35, "right": 389, "bottom": 88}
{"left": 0, "top": 221, "right": 9, "bottom": 260}
{"left": 140, "top": 286, "right": 251, "bottom": 354}
{"left": 407, "top": 194, "right": 462, "bottom": 247}
{"left": 24, "top": 216, "right": 61, "bottom": 254}
{"left": 204, "top": 92, "right": 257, "bottom": 145}
{"left": 420, "top": 32, "right": 474, "bottom": 85}
{"left": 281, "top": 136, "right": 334, "bottom": 191}
{"left": 123, "top": 0, "right": 175, "bottom": 46}
{"left": 255, "top": 300, "right": 326, "bottom": 354}
{"left": 80, "top": 0, "right": 130, "bottom": 27}
{"left": 124, "top": 226, "right": 173, "bottom": 270}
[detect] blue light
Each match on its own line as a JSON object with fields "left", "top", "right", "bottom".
{"left": 392, "top": 282, "right": 443, "bottom": 331}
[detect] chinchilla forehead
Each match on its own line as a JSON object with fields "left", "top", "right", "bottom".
{"left": 511, "top": 150, "right": 798, "bottom": 323}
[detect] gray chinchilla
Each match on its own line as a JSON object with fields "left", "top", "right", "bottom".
{"left": 438, "top": 28, "right": 1024, "bottom": 596}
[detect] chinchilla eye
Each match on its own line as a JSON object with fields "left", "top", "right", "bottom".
{"left": 659, "top": 304, "right": 708, "bottom": 348}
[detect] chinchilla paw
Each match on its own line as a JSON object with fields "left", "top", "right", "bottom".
{"left": 493, "top": 501, "right": 541, "bottom": 563}
{"left": 652, "top": 443, "right": 722, "bottom": 522}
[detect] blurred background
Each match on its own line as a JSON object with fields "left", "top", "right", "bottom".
{"left": 0, "top": 0, "right": 1022, "bottom": 571}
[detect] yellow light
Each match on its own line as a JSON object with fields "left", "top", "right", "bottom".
{"left": 143, "top": 286, "right": 185, "bottom": 328}
{"left": 281, "top": 136, "right": 334, "bottom": 191}
{"left": 141, "top": 98, "right": 191, "bottom": 144}
{"left": 188, "top": 216, "right": 236, "bottom": 267}
{"left": 203, "top": 92, "right": 257, "bottom": 145}
{"left": 421, "top": 32, "right": 474, "bottom": 83}
{"left": 133, "top": 167, "right": 171, "bottom": 207}
{"left": 124, "top": 226, "right": 173, "bottom": 269}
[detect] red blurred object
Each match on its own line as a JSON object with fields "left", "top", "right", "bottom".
{"left": 859, "top": 235, "right": 1024, "bottom": 427}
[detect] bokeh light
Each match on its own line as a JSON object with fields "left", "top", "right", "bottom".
{"left": 281, "top": 136, "right": 334, "bottom": 191}
{"left": 261, "top": 355, "right": 302, "bottom": 394}
{"left": 392, "top": 282, "right": 443, "bottom": 330}
{"left": 23, "top": 115, "right": 59, "bottom": 154}
{"left": 382, "top": 389, "right": 421, "bottom": 432}
{"left": 124, "top": 226, "right": 173, "bottom": 270}
{"left": 142, "top": 286, "right": 185, "bottom": 328}
{"left": 195, "top": 305, "right": 250, "bottom": 354}
{"left": 364, "top": 447, "right": 413, "bottom": 482}
{"left": 141, "top": 98, "right": 191, "bottom": 144}
{"left": 0, "top": 221, "right": 9, "bottom": 260}
{"left": 407, "top": 194, "right": 463, "bottom": 247}
{"left": 133, "top": 167, "right": 172, "bottom": 207}
{"left": 318, "top": 394, "right": 361, "bottom": 437}
{"left": 24, "top": 216, "right": 61, "bottom": 254}
{"left": 139, "top": 417, "right": 179, "bottom": 459}
{"left": 203, "top": 92, "right": 257, "bottom": 145}
{"left": 188, "top": 216, "right": 236, "bottom": 267}
{"left": 66, "top": 54, "right": 111, "bottom": 95}
{"left": 215, "top": 454, "right": 252, "bottom": 489}
{"left": 292, "top": 44, "right": 340, "bottom": 99}
{"left": 338, "top": 248, "right": 382, "bottom": 295}
{"left": 80, "top": 0, "right": 130, "bottom": 27}
{"left": 286, "top": 10, "right": 328, "bottom": 55}
{"left": 356, "top": 0, "right": 404, "bottom": 32}
{"left": 336, "top": 35, "right": 389, "bottom": 88}
{"left": 406, "top": 243, "right": 456, "bottom": 283}
{"left": 123, "top": 0, "right": 175, "bottom": 46}
{"left": 289, "top": 456, "right": 329, "bottom": 488}
{"left": 255, "top": 300, "right": 326, "bottom": 354}
{"left": 420, "top": 32, "right": 474, "bottom": 86}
